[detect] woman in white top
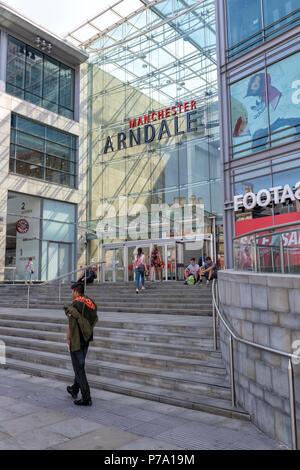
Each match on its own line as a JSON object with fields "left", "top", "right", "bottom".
{"left": 134, "top": 248, "right": 147, "bottom": 294}
{"left": 25, "top": 257, "right": 34, "bottom": 285}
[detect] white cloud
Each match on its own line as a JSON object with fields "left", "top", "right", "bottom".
{"left": 2, "top": 0, "right": 113, "bottom": 36}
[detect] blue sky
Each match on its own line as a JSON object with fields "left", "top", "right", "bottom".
{"left": 3, "top": 0, "right": 112, "bottom": 36}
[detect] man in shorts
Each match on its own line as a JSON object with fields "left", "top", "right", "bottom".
{"left": 200, "top": 257, "right": 218, "bottom": 285}
{"left": 184, "top": 258, "right": 200, "bottom": 284}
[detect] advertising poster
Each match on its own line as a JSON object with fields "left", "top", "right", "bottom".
{"left": 231, "top": 52, "right": 300, "bottom": 156}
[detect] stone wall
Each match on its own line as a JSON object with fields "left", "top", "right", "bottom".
{"left": 218, "top": 270, "right": 300, "bottom": 449}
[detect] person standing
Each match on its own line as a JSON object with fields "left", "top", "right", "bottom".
{"left": 151, "top": 245, "right": 163, "bottom": 282}
{"left": 65, "top": 282, "right": 98, "bottom": 406}
{"left": 25, "top": 257, "right": 34, "bottom": 285}
{"left": 134, "top": 248, "right": 147, "bottom": 294}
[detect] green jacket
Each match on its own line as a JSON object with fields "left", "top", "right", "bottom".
{"left": 64, "top": 297, "right": 98, "bottom": 352}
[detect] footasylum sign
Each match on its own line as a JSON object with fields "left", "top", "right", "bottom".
{"left": 103, "top": 100, "right": 199, "bottom": 154}
{"left": 234, "top": 183, "right": 300, "bottom": 211}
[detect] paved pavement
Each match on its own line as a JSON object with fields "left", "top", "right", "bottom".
{"left": 0, "top": 368, "right": 285, "bottom": 450}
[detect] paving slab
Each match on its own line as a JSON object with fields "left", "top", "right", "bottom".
{"left": 0, "top": 357, "right": 285, "bottom": 450}
{"left": 52, "top": 427, "right": 140, "bottom": 450}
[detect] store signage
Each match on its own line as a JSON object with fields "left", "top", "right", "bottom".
{"left": 16, "top": 219, "right": 30, "bottom": 234}
{"left": 103, "top": 100, "right": 198, "bottom": 154}
{"left": 234, "top": 183, "right": 300, "bottom": 212}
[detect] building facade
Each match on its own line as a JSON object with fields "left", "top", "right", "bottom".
{"left": 0, "top": 3, "right": 88, "bottom": 282}
{"left": 216, "top": 0, "right": 300, "bottom": 269}
{"left": 66, "top": 0, "right": 223, "bottom": 281}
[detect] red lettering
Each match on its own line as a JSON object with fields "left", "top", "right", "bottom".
{"left": 165, "top": 108, "right": 170, "bottom": 118}
{"left": 184, "top": 102, "right": 189, "bottom": 112}
{"left": 129, "top": 119, "right": 137, "bottom": 129}
{"left": 137, "top": 117, "right": 143, "bottom": 126}
{"left": 171, "top": 106, "right": 177, "bottom": 116}
{"left": 151, "top": 112, "right": 157, "bottom": 121}
{"left": 157, "top": 110, "right": 164, "bottom": 120}
{"left": 190, "top": 100, "right": 197, "bottom": 110}
{"left": 144, "top": 115, "right": 150, "bottom": 124}
{"left": 178, "top": 104, "right": 183, "bottom": 113}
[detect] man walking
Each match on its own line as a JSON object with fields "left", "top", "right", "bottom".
{"left": 65, "top": 282, "right": 98, "bottom": 406}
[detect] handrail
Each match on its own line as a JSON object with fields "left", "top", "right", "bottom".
{"left": 39, "top": 261, "right": 105, "bottom": 286}
{"left": 0, "top": 261, "right": 106, "bottom": 308}
{"left": 212, "top": 279, "right": 299, "bottom": 450}
{"left": 233, "top": 221, "right": 300, "bottom": 241}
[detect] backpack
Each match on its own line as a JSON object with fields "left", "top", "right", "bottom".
{"left": 135, "top": 255, "right": 144, "bottom": 268}
{"left": 187, "top": 274, "right": 195, "bottom": 285}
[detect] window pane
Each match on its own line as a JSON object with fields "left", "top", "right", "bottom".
{"left": 46, "top": 141, "right": 72, "bottom": 160}
{"left": 59, "top": 65, "right": 74, "bottom": 110}
{"left": 17, "top": 131, "right": 44, "bottom": 153}
{"left": 25, "top": 92, "right": 43, "bottom": 107}
{"left": 226, "top": 0, "right": 262, "bottom": 54}
{"left": 43, "top": 99, "right": 59, "bottom": 114}
{"left": 231, "top": 71, "right": 269, "bottom": 157}
{"left": 46, "top": 128, "right": 72, "bottom": 147}
{"left": 267, "top": 53, "right": 300, "bottom": 148}
{"left": 15, "top": 146, "right": 43, "bottom": 166}
{"left": 25, "top": 46, "right": 43, "bottom": 97}
{"left": 16, "top": 161, "right": 43, "bottom": 179}
{"left": 43, "top": 57, "right": 59, "bottom": 104}
{"left": 6, "top": 37, "right": 26, "bottom": 89}
{"left": 59, "top": 107, "right": 74, "bottom": 119}
{"left": 6, "top": 83, "right": 24, "bottom": 99}
{"left": 46, "top": 155, "right": 75, "bottom": 173}
{"left": 263, "top": 0, "right": 300, "bottom": 35}
{"left": 273, "top": 168, "right": 300, "bottom": 188}
{"left": 17, "top": 116, "right": 45, "bottom": 137}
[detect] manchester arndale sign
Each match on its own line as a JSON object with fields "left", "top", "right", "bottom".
{"left": 234, "top": 182, "right": 300, "bottom": 212}
{"left": 103, "top": 100, "right": 198, "bottom": 154}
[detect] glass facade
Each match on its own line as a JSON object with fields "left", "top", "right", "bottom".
{"left": 226, "top": 0, "right": 300, "bottom": 60}
{"left": 84, "top": 0, "right": 222, "bottom": 263}
{"left": 10, "top": 114, "right": 77, "bottom": 188}
{"left": 6, "top": 36, "right": 75, "bottom": 119}
{"left": 5, "top": 192, "right": 76, "bottom": 281}
{"left": 230, "top": 51, "right": 300, "bottom": 158}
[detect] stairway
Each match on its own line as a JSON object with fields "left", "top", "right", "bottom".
{"left": 0, "top": 282, "right": 249, "bottom": 420}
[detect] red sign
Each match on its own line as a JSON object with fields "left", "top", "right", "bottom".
{"left": 129, "top": 100, "right": 197, "bottom": 129}
{"left": 16, "top": 219, "right": 29, "bottom": 234}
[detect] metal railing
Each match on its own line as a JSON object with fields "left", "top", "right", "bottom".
{"left": 212, "top": 279, "right": 299, "bottom": 450}
{"left": 0, "top": 261, "right": 106, "bottom": 309}
{"left": 233, "top": 222, "right": 300, "bottom": 274}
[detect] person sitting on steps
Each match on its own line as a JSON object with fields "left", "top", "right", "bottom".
{"left": 200, "top": 256, "right": 218, "bottom": 285}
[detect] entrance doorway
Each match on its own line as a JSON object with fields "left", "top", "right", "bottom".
{"left": 101, "top": 236, "right": 214, "bottom": 282}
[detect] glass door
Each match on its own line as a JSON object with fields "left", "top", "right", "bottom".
{"left": 103, "top": 247, "right": 125, "bottom": 282}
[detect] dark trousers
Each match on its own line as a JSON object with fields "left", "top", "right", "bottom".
{"left": 70, "top": 344, "right": 91, "bottom": 401}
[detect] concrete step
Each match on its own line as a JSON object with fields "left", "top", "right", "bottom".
{"left": 1, "top": 358, "right": 248, "bottom": 420}
{"left": 0, "top": 335, "right": 223, "bottom": 371}
{"left": 0, "top": 331, "right": 219, "bottom": 361}
{"left": 0, "top": 316, "right": 214, "bottom": 334}
{"left": 0, "top": 303, "right": 211, "bottom": 315}
{"left": 0, "top": 322, "right": 218, "bottom": 347}
{"left": 4, "top": 346, "right": 231, "bottom": 400}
